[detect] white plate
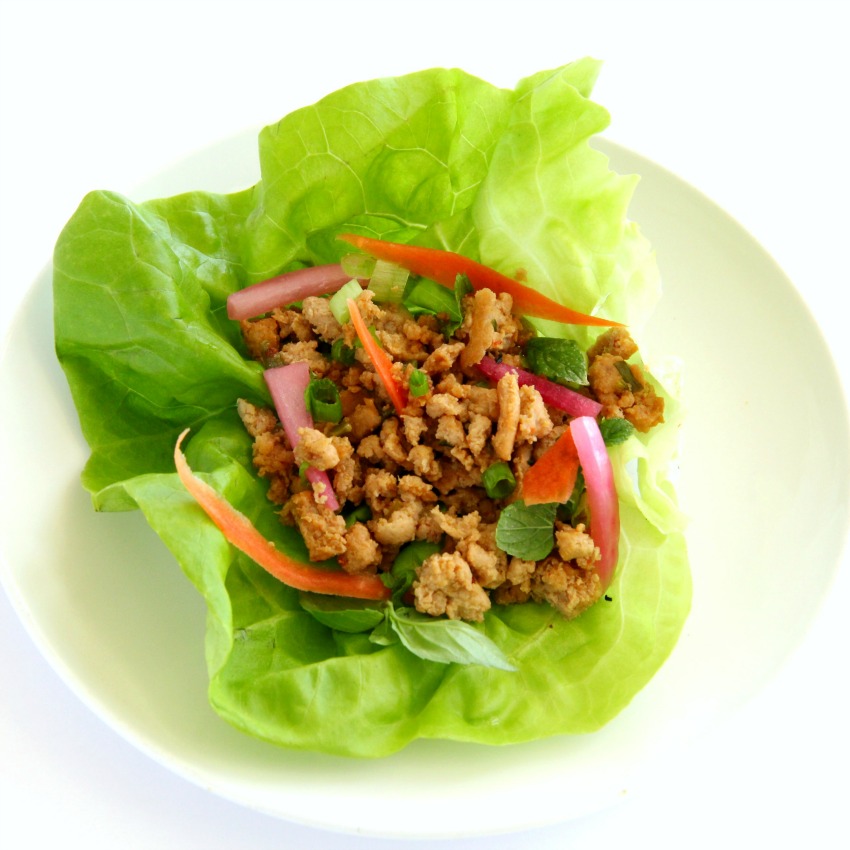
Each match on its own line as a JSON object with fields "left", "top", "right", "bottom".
{"left": 1, "top": 132, "right": 848, "bottom": 839}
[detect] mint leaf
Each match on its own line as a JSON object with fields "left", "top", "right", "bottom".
{"left": 495, "top": 501, "right": 557, "bottom": 560}
{"left": 524, "top": 337, "right": 588, "bottom": 385}
{"left": 599, "top": 417, "right": 635, "bottom": 446}
{"left": 389, "top": 606, "right": 516, "bottom": 671}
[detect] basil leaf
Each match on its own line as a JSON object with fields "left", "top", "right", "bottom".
{"left": 389, "top": 606, "right": 516, "bottom": 671}
{"left": 599, "top": 417, "right": 635, "bottom": 445}
{"left": 368, "top": 613, "right": 399, "bottom": 647}
{"left": 495, "top": 501, "right": 557, "bottom": 560}
{"left": 299, "top": 592, "right": 386, "bottom": 633}
{"left": 402, "top": 277, "right": 458, "bottom": 319}
{"left": 445, "top": 274, "right": 474, "bottom": 337}
{"left": 389, "top": 540, "right": 442, "bottom": 599}
{"left": 524, "top": 337, "right": 588, "bottom": 385}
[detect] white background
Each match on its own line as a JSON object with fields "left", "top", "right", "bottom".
{"left": 1, "top": 1, "right": 848, "bottom": 848}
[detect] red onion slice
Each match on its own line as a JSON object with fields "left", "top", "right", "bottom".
{"left": 263, "top": 362, "right": 340, "bottom": 511}
{"left": 227, "top": 264, "right": 355, "bottom": 320}
{"left": 476, "top": 356, "right": 603, "bottom": 418}
{"left": 570, "top": 416, "right": 619, "bottom": 588}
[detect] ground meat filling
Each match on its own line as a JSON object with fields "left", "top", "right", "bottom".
{"left": 237, "top": 288, "right": 665, "bottom": 621}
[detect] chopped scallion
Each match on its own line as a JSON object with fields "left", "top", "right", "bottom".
{"left": 482, "top": 462, "right": 517, "bottom": 500}
{"left": 369, "top": 259, "right": 409, "bottom": 303}
{"left": 329, "top": 279, "right": 363, "bottom": 324}
{"left": 408, "top": 369, "right": 430, "bottom": 397}
{"left": 304, "top": 378, "right": 343, "bottom": 423}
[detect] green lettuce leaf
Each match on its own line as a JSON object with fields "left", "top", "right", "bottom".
{"left": 53, "top": 60, "right": 691, "bottom": 757}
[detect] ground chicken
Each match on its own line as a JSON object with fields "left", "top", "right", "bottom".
{"left": 408, "top": 444, "right": 442, "bottom": 481}
{"left": 236, "top": 399, "right": 277, "bottom": 437}
{"left": 294, "top": 427, "right": 340, "bottom": 471}
{"left": 588, "top": 353, "right": 665, "bottom": 432}
{"left": 422, "top": 342, "right": 465, "bottom": 374}
{"left": 287, "top": 490, "right": 347, "bottom": 561}
{"left": 300, "top": 296, "right": 343, "bottom": 342}
{"left": 272, "top": 340, "right": 328, "bottom": 375}
{"left": 465, "top": 413, "right": 492, "bottom": 456}
{"left": 492, "top": 372, "right": 521, "bottom": 460}
{"left": 272, "top": 308, "right": 314, "bottom": 342}
{"left": 240, "top": 317, "right": 280, "bottom": 361}
{"left": 338, "top": 522, "right": 382, "bottom": 574}
{"left": 402, "top": 414, "right": 428, "bottom": 447}
{"left": 460, "top": 288, "right": 498, "bottom": 368}
{"left": 414, "top": 551, "right": 492, "bottom": 622}
{"left": 530, "top": 557, "right": 602, "bottom": 620}
{"left": 517, "top": 385, "right": 553, "bottom": 444}
{"left": 587, "top": 328, "right": 665, "bottom": 432}
{"left": 587, "top": 327, "right": 639, "bottom": 361}
{"left": 234, "top": 283, "right": 667, "bottom": 625}
{"left": 344, "top": 397, "right": 381, "bottom": 443}
{"left": 555, "top": 522, "right": 600, "bottom": 569}
{"left": 370, "top": 505, "right": 419, "bottom": 548}
{"left": 457, "top": 522, "right": 507, "bottom": 588}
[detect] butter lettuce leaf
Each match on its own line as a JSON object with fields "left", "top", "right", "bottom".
{"left": 53, "top": 61, "right": 690, "bottom": 757}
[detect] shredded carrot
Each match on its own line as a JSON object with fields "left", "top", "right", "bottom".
{"left": 174, "top": 430, "right": 390, "bottom": 600}
{"left": 338, "top": 233, "right": 622, "bottom": 327}
{"left": 520, "top": 428, "right": 580, "bottom": 507}
{"left": 347, "top": 298, "right": 408, "bottom": 414}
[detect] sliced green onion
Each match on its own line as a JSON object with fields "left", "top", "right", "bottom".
{"left": 329, "top": 279, "right": 363, "bottom": 324}
{"left": 330, "top": 338, "right": 356, "bottom": 366}
{"left": 482, "top": 462, "right": 517, "bottom": 500}
{"left": 298, "top": 461, "right": 311, "bottom": 480}
{"left": 408, "top": 369, "right": 430, "bottom": 397}
{"left": 304, "top": 378, "right": 343, "bottom": 423}
{"left": 344, "top": 504, "right": 372, "bottom": 528}
{"left": 341, "top": 252, "right": 376, "bottom": 280}
{"left": 369, "top": 259, "right": 409, "bottom": 303}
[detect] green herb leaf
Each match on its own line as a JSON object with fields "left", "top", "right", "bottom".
{"left": 495, "top": 501, "right": 558, "bottom": 560}
{"left": 524, "top": 337, "right": 588, "bottom": 385}
{"left": 343, "top": 503, "right": 372, "bottom": 527}
{"left": 368, "top": 612, "right": 399, "bottom": 647}
{"left": 402, "top": 277, "right": 458, "bottom": 318}
{"left": 330, "top": 338, "right": 356, "bottom": 365}
{"left": 388, "top": 540, "right": 442, "bottom": 599}
{"left": 446, "top": 274, "right": 474, "bottom": 337}
{"left": 299, "top": 592, "right": 387, "bottom": 633}
{"left": 389, "top": 606, "right": 516, "bottom": 671}
{"left": 482, "top": 461, "right": 517, "bottom": 499}
{"left": 615, "top": 359, "right": 642, "bottom": 390}
{"left": 599, "top": 417, "right": 635, "bottom": 446}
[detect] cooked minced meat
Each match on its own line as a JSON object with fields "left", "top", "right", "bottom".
{"left": 236, "top": 286, "right": 664, "bottom": 621}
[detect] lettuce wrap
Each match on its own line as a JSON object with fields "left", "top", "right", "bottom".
{"left": 53, "top": 59, "right": 691, "bottom": 757}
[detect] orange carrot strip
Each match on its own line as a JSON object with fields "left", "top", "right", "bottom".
{"left": 520, "top": 428, "right": 580, "bottom": 507}
{"left": 174, "top": 430, "right": 390, "bottom": 600}
{"left": 338, "top": 233, "right": 622, "bottom": 327}
{"left": 347, "top": 298, "right": 408, "bottom": 414}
